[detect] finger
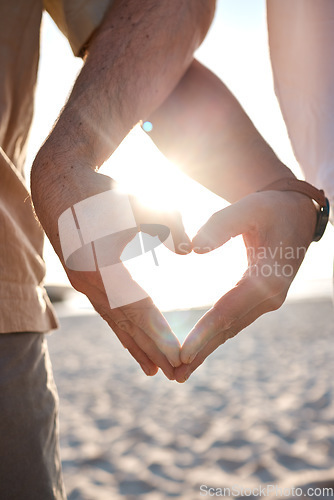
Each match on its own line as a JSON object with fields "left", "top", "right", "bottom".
{"left": 180, "top": 271, "right": 280, "bottom": 364}
{"left": 130, "top": 197, "right": 192, "bottom": 255}
{"left": 68, "top": 251, "right": 181, "bottom": 375}
{"left": 175, "top": 292, "right": 285, "bottom": 383}
{"left": 119, "top": 298, "right": 182, "bottom": 368}
{"left": 108, "top": 318, "right": 159, "bottom": 376}
{"left": 73, "top": 270, "right": 179, "bottom": 378}
{"left": 176, "top": 308, "right": 262, "bottom": 382}
{"left": 142, "top": 212, "right": 192, "bottom": 255}
{"left": 162, "top": 210, "right": 192, "bottom": 255}
{"left": 192, "top": 195, "right": 258, "bottom": 253}
{"left": 96, "top": 259, "right": 181, "bottom": 367}
{"left": 81, "top": 283, "right": 160, "bottom": 376}
{"left": 90, "top": 287, "right": 178, "bottom": 379}
{"left": 114, "top": 319, "right": 177, "bottom": 380}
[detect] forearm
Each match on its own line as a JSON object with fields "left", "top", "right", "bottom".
{"left": 35, "top": 0, "right": 215, "bottom": 172}
{"left": 147, "top": 60, "right": 294, "bottom": 203}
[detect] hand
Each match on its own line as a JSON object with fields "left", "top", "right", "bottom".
{"left": 175, "top": 189, "right": 317, "bottom": 382}
{"left": 31, "top": 161, "right": 191, "bottom": 380}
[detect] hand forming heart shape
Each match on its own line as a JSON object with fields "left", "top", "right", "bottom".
{"left": 57, "top": 184, "right": 316, "bottom": 383}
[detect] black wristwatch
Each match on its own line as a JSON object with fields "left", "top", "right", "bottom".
{"left": 313, "top": 197, "right": 330, "bottom": 242}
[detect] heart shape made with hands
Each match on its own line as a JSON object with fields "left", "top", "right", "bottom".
{"left": 56, "top": 184, "right": 318, "bottom": 382}
{"left": 58, "top": 188, "right": 236, "bottom": 374}
{"left": 58, "top": 187, "right": 305, "bottom": 381}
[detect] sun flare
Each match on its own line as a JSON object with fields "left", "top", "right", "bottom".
{"left": 98, "top": 124, "right": 248, "bottom": 311}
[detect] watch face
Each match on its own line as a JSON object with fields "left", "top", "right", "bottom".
{"left": 313, "top": 198, "right": 330, "bottom": 242}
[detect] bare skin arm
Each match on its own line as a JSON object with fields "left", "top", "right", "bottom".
{"left": 144, "top": 60, "right": 318, "bottom": 382}
{"left": 146, "top": 59, "right": 295, "bottom": 202}
{"left": 31, "top": 0, "right": 216, "bottom": 379}
{"left": 36, "top": 2, "right": 216, "bottom": 171}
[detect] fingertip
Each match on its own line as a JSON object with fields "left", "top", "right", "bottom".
{"left": 164, "top": 368, "right": 176, "bottom": 381}
{"left": 176, "top": 378, "right": 187, "bottom": 384}
{"left": 193, "top": 246, "right": 209, "bottom": 254}
{"left": 168, "top": 345, "right": 182, "bottom": 368}
{"left": 157, "top": 334, "right": 181, "bottom": 368}
{"left": 142, "top": 364, "right": 159, "bottom": 376}
{"left": 191, "top": 235, "right": 212, "bottom": 254}
{"left": 175, "top": 240, "right": 193, "bottom": 255}
{"left": 175, "top": 370, "right": 192, "bottom": 383}
{"left": 180, "top": 350, "right": 197, "bottom": 365}
{"left": 170, "top": 358, "right": 182, "bottom": 368}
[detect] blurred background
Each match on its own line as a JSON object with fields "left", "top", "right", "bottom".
{"left": 25, "top": 0, "right": 334, "bottom": 312}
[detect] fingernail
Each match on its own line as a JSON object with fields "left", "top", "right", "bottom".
{"left": 187, "top": 352, "right": 197, "bottom": 364}
{"left": 182, "top": 371, "right": 191, "bottom": 383}
{"left": 170, "top": 358, "right": 182, "bottom": 368}
{"left": 143, "top": 365, "right": 152, "bottom": 376}
{"left": 179, "top": 242, "right": 192, "bottom": 254}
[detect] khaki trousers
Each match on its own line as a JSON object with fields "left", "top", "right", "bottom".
{"left": 0, "top": 333, "right": 66, "bottom": 499}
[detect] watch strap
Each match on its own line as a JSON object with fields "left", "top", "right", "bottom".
{"left": 259, "top": 177, "right": 329, "bottom": 242}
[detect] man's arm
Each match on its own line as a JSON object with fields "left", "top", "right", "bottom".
{"left": 34, "top": 1, "right": 215, "bottom": 174}
{"left": 31, "top": 0, "right": 215, "bottom": 379}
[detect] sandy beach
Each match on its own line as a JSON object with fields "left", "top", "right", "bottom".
{"left": 47, "top": 297, "right": 334, "bottom": 500}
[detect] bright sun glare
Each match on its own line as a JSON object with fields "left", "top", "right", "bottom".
{"left": 99, "top": 124, "right": 248, "bottom": 311}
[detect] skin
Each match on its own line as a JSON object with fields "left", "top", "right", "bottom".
{"left": 145, "top": 60, "right": 317, "bottom": 382}
{"left": 31, "top": 0, "right": 215, "bottom": 379}
{"left": 31, "top": 0, "right": 317, "bottom": 382}
{"left": 146, "top": 60, "right": 296, "bottom": 202}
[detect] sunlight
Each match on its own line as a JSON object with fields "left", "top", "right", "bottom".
{"left": 98, "top": 124, "right": 248, "bottom": 311}
{"left": 100, "top": 124, "right": 229, "bottom": 229}
{"left": 27, "top": 3, "right": 334, "bottom": 310}
{"left": 101, "top": 126, "right": 183, "bottom": 212}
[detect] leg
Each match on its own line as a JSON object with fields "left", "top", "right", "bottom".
{"left": 0, "top": 333, "right": 66, "bottom": 500}
{"left": 267, "top": 0, "right": 334, "bottom": 217}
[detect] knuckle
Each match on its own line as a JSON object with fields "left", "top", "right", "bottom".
{"left": 217, "top": 329, "right": 235, "bottom": 346}
{"left": 268, "top": 280, "right": 285, "bottom": 297}
{"left": 212, "top": 307, "right": 235, "bottom": 331}
{"left": 99, "top": 310, "right": 110, "bottom": 323}
{"left": 261, "top": 275, "right": 288, "bottom": 298}
{"left": 267, "top": 293, "right": 286, "bottom": 312}
{"left": 123, "top": 309, "right": 145, "bottom": 329}
{"left": 114, "top": 318, "right": 137, "bottom": 338}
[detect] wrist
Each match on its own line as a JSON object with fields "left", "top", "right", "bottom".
{"left": 251, "top": 158, "right": 296, "bottom": 194}
{"left": 39, "top": 99, "right": 124, "bottom": 173}
{"left": 258, "top": 178, "right": 329, "bottom": 242}
{"left": 219, "top": 156, "right": 297, "bottom": 202}
{"left": 30, "top": 144, "right": 107, "bottom": 228}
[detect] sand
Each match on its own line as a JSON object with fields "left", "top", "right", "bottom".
{"left": 47, "top": 298, "right": 334, "bottom": 500}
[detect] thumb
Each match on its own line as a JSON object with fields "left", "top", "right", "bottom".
{"left": 130, "top": 196, "right": 192, "bottom": 255}
{"left": 159, "top": 210, "right": 192, "bottom": 255}
{"left": 192, "top": 195, "right": 258, "bottom": 253}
